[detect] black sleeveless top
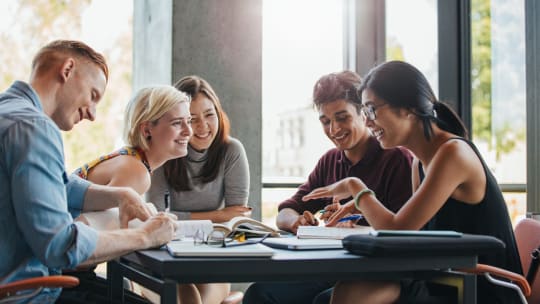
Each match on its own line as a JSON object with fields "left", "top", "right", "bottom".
{"left": 420, "top": 138, "right": 522, "bottom": 303}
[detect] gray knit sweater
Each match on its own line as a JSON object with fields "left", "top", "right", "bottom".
{"left": 146, "top": 137, "right": 250, "bottom": 220}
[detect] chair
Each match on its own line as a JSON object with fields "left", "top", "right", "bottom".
{"left": 461, "top": 218, "right": 540, "bottom": 303}
{"left": 0, "top": 275, "right": 79, "bottom": 303}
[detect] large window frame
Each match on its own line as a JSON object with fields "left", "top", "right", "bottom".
{"left": 365, "top": 1, "right": 534, "bottom": 222}
{"left": 261, "top": 0, "right": 539, "bottom": 214}
{"left": 526, "top": 0, "right": 540, "bottom": 213}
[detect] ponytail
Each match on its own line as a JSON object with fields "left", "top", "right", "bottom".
{"left": 433, "top": 101, "right": 468, "bottom": 139}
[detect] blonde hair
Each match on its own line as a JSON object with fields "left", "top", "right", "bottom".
{"left": 123, "top": 85, "right": 191, "bottom": 150}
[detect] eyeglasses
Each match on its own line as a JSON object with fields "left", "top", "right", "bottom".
{"left": 361, "top": 103, "right": 388, "bottom": 121}
{"left": 193, "top": 229, "right": 270, "bottom": 248}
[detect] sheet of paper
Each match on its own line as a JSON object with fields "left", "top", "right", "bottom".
{"left": 80, "top": 205, "right": 213, "bottom": 239}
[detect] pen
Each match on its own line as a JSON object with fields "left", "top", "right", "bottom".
{"left": 164, "top": 190, "right": 170, "bottom": 213}
{"left": 337, "top": 214, "right": 363, "bottom": 223}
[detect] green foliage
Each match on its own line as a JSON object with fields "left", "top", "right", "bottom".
{"left": 471, "top": 0, "right": 525, "bottom": 162}
{"left": 471, "top": 0, "right": 492, "bottom": 147}
{"left": 386, "top": 37, "right": 405, "bottom": 61}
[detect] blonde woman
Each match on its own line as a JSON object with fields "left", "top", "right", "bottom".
{"left": 75, "top": 85, "right": 192, "bottom": 194}
{"left": 73, "top": 86, "right": 193, "bottom": 304}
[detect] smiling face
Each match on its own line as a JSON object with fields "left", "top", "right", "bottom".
{"left": 318, "top": 99, "right": 370, "bottom": 158}
{"left": 362, "top": 88, "right": 412, "bottom": 148}
{"left": 53, "top": 60, "right": 106, "bottom": 131}
{"left": 189, "top": 94, "right": 219, "bottom": 151}
{"left": 147, "top": 102, "right": 192, "bottom": 159}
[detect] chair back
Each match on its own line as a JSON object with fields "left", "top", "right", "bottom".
{"left": 515, "top": 218, "right": 540, "bottom": 303}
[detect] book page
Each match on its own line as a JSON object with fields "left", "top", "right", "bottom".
{"left": 297, "top": 225, "right": 373, "bottom": 240}
{"left": 176, "top": 220, "right": 213, "bottom": 239}
{"left": 79, "top": 204, "right": 213, "bottom": 239}
{"left": 221, "top": 216, "right": 280, "bottom": 236}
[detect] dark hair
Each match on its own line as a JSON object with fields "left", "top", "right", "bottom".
{"left": 163, "top": 75, "right": 230, "bottom": 191}
{"left": 359, "top": 61, "right": 468, "bottom": 140}
{"left": 32, "top": 40, "right": 109, "bottom": 82}
{"left": 312, "top": 70, "right": 362, "bottom": 113}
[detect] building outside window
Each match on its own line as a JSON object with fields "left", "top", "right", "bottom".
{"left": 262, "top": 0, "right": 343, "bottom": 225}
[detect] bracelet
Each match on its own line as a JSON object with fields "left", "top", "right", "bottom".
{"left": 353, "top": 189, "right": 375, "bottom": 211}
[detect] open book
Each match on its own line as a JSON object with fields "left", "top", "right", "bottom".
{"left": 213, "top": 216, "right": 281, "bottom": 238}
{"left": 78, "top": 207, "right": 280, "bottom": 238}
{"left": 297, "top": 225, "right": 373, "bottom": 240}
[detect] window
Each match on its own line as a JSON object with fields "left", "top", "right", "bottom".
{"left": 0, "top": 0, "right": 133, "bottom": 172}
{"left": 262, "top": 0, "right": 345, "bottom": 225}
{"left": 470, "top": 0, "right": 526, "bottom": 224}
{"left": 385, "top": 0, "right": 438, "bottom": 94}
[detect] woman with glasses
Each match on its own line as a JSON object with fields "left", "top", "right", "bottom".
{"left": 303, "top": 61, "right": 521, "bottom": 303}
{"left": 147, "top": 75, "right": 250, "bottom": 304}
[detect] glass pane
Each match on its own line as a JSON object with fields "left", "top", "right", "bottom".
{"left": 261, "top": 188, "right": 298, "bottom": 228}
{"left": 385, "top": 0, "right": 438, "bottom": 95}
{"left": 504, "top": 192, "right": 527, "bottom": 227}
{"left": 0, "top": 0, "right": 133, "bottom": 173}
{"left": 471, "top": 0, "right": 526, "bottom": 219}
{"left": 262, "top": 0, "right": 344, "bottom": 223}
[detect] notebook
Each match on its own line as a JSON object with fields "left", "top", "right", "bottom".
{"left": 166, "top": 239, "right": 275, "bottom": 257}
{"left": 263, "top": 237, "right": 343, "bottom": 250}
{"left": 296, "top": 225, "right": 373, "bottom": 240}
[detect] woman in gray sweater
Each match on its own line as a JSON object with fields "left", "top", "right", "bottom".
{"left": 147, "top": 75, "right": 251, "bottom": 304}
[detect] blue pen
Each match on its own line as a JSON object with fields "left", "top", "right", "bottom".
{"left": 337, "top": 214, "right": 363, "bottom": 223}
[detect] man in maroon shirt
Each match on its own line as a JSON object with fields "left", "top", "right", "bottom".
{"left": 276, "top": 70, "right": 413, "bottom": 234}
{"left": 244, "top": 71, "right": 413, "bottom": 304}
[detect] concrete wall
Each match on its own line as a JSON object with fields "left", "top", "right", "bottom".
{"left": 133, "top": 0, "right": 173, "bottom": 89}
{"left": 133, "top": 0, "right": 263, "bottom": 220}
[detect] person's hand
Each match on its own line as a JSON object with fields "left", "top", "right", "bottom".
{"left": 302, "top": 177, "right": 363, "bottom": 204}
{"left": 332, "top": 211, "right": 358, "bottom": 228}
{"left": 217, "top": 205, "right": 252, "bottom": 222}
{"left": 290, "top": 211, "right": 319, "bottom": 234}
{"left": 325, "top": 200, "right": 357, "bottom": 227}
{"left": 117, "top": 187, "right": 155, "bottom": 228}
{"left": 319, "top": 202, "right": 341, "bottom": 222}
{"left": 140, "top": 212, "right": 177, "bottom": 248}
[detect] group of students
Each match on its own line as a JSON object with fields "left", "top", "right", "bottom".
{"left": 0, "top": 39, "right": 521, "bottom": 304}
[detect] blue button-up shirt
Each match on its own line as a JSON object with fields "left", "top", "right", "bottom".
{"left": 0, "top": 81, "right": 98, "bottom": 303}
